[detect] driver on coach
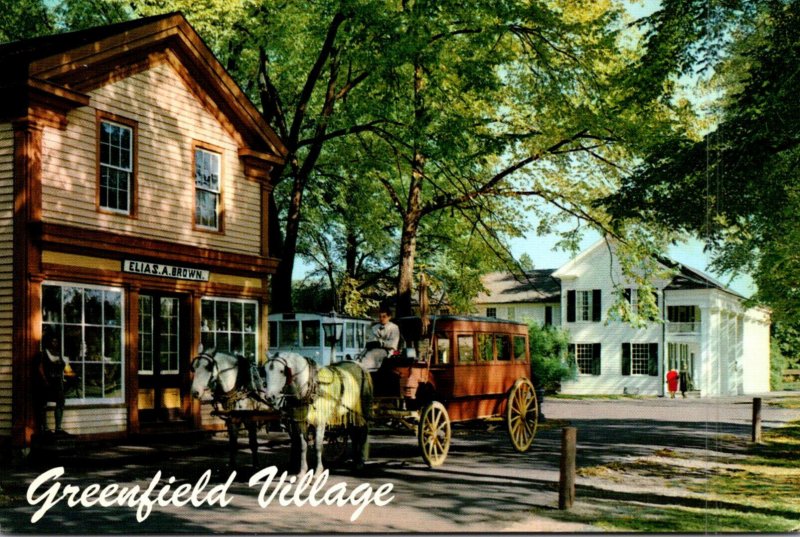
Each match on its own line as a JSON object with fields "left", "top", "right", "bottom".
{"left": 359, "top": 306, "right": 400, "bottom": 371}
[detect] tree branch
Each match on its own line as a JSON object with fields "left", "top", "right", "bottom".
{"left": 288, "top": 11, "right": 346, "bottom": 149}
{"left": 421, "top": 130, "right": 588, "bottom": 214}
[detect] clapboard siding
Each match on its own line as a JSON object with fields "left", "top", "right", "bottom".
{"left": 0, "top": 122, "right": 14, "bottom": 437}
{"left": 42, "top": 407, "right": 127, "bottom": 435}
{"left": 41, "top": 62, "right": 262, "bottom": 255}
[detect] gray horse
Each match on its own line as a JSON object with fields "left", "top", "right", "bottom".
{"left": 263, "top": 351, "right": 372, "bottom": 474}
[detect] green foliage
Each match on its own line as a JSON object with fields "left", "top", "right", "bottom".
{"left": 528, "top": 323, "right": 575, "bottom": 393}
{"left": 770, "top": 344, "right": 787, "bottom": 391}
{"left": 607, "top": 0, "right": 800, "bottom": 324}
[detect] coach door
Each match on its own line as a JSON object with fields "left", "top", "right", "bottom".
{"left": 137, "top": 294, "right": 187, "bottom": 423}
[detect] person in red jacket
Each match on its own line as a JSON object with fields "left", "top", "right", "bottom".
{"left": 666, "top": 369, "right": 679, "bottom": 399}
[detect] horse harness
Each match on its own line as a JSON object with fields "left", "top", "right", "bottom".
{"left": 267, "top": 354, "right": 319, "bottom": 408}
{"left": 192, "top": 352, "right": 269, "bottom": 412}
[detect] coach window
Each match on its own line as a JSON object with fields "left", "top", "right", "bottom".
{"left": 302, "top": 320, "right": 320, "bottom": 348}
{"left": 434, "top": 334, "right": 450, "bottom": 365}
{"left": 201, "top": 298, "right": 258, "bottom": 360}
{"left": 496, "top": 334, "right": 511, "bottom": 361}
{"left": 457, "top": 335, "right": 475, "bottom": 364}
{"left": 42, "top": 283, "right": 124, "bottom": 402}
{"left": 478, "top": 333, "right": 494, "bottom": 362}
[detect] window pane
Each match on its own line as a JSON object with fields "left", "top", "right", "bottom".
{"left": 202, "top": 300, "right": 215, "bottom": 331}
{"left": 216, "top": 333, "right": 230, "bottom": 353}
{"left": 346, "top": 323, "right": 355, "bottom": 348}
{"left": 104, "top": 291, "right": 121, "bottom": 326}
{"left": 64, "top": 325, "right": 82, "bottom": 361}
{"left": 231, "top": 333, "right": 243, "bottom": 355}
{"left": 244, "top": 334, "right": 256, "bottom": 360}
{"left": 268, "top": 321, "right": 277, "bottom": 348}
{"left": 42, "top": 286, "right": 61, "bottom": 323}
{"left": 244, "top": 303, "right": 256, "bottom": 333}
{"left": 478, "top": 333, "right": 493, "bottom": 362}
{"left": 63, "top": 288, "right": 83, "bottom": 324}
{"left": 104, "top": 363, "right": 122, "bottom": 398}
{"left": 230, "top": 302, "right": 243, "bottom": 332}
{"left": 104, "top": 327, "right": 121, "bottom": 362}
{"left": 201, "top": 331, "right": 215, "bottom": 351}
{"left": 302, "top": 321, "right": 320, "bottom": 347}
{"left": 513, "top": 336, "right": 527, "bottom": 361}
{"left": 280, "top": 321, "right": 299, "bottom": 347}
{"left": 496, "top": 335, "right": 511, "bottom": 361}
{"left": 435, "top": 334, "right": 450, "bottom": 365}
{"left": 215, "top": 301, "right": 229, "bottom": 331}
{"left": 84, "top": 364, "right": 103, "bottom": 398}
{"left": 458, "top": 335, "right": 474, "bottom": 364}
{"left": 85, "top": 326, "right": 103, "bottom": 361}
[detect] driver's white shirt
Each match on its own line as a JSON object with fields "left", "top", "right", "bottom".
{"left": 371, "top": 321, "right": 400, "bottom": 350}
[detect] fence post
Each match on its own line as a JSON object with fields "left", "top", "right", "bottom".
{"left": 559, "top": 427, "right": 577, "bottom": 510}
{"left": 752, "top": 397, "right": 762, "bottom": 443}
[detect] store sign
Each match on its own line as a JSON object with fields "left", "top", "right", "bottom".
{"left": 123, "top": 260, "right": 209, "bottom": 281}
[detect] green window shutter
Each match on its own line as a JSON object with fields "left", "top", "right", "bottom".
{"left": 592, "top": 290, "right": 602, "bottom": 322}
{"left": 567, "top": 291, "right": 576, "bottom": 322}
{"left": 592, "top": 343, "right": 601, "bottom": 375}
{"left": 648, "top": 343, "right": 659, "bottom": 376}
{"left": 622, "top": 343, "right": 631, "bottom": 376}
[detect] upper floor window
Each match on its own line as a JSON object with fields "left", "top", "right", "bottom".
{"left": 99, "top": 120, "right": 133, "bottom": 214}
{"left": 195, "top": 147, "right": 221, "bottom": 230}
{"left": 486, "top": 307, "right": 497, "bottom": 318}
{"left": 567, "top": 289, "right": 601, "bottom": 322}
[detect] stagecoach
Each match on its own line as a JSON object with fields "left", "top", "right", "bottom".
{"left": 192, "top": 315, "right": 538, "bottom": 470}
{"left": 363, "top": 315, "right": 539, "bottom": 467}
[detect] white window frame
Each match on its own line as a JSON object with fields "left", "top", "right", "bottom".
{"left": 99, "top": 120, "right": 133, "bottom": 214}
{"left": 486, "top": 307, "right": 497, "bottom": 318}
{"left": 138, "top": 295, "right": 154, "bottom": 375}
{"left": 630, "top": 342, "right": 651, "bottom": 376}
{"left": 574, "top": 343, "right": 596, "bottom": 376}
{"left": 195, "top": 148, "right": 221, "bottom": 230}
{"left": 576, "top": 290, "right": 592, "bottom": 322}
{"left": 41, "top": 281, "right": 126, "bottom": 405}
{"left": 200, "top": 297, "right": 259, "bottom": 361}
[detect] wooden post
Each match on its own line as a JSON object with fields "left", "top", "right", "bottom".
{"left": 752, "top": 397, "right": 762, "bottom": 443}
{"left": 559, "top": 427, "right": 577, "bottom": 510}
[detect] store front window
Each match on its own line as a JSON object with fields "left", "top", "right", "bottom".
{"left": 41, "top": 282, "right": 125, "bottom": 401}
{"left": 200, "top": 297, "right": 258, "bottom": 361}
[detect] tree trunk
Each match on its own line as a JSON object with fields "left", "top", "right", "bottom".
{"left": 271, "top": 173, "right": 304, "bottom": 312}
{"left": 396, "top": 212, "right": 420, "bottom": 318}
{"left": 345, "top": 228, "right": 358, "bottom": 279}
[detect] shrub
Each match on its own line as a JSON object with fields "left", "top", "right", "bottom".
{"left": 529, "top": 323, "right": 577, "bottom": 393}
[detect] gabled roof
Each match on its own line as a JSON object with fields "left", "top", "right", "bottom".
{"left": 474, "top": 269, "right": 561, "bottom": 304}
{"left": 0, "top": 12, "right": 286, "bottom": 160}
{"left": 662, "top": 259, "right": 746, "bottom": 299}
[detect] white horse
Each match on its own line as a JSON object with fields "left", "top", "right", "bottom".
{"left": 263, "top": 351, "right": 373, "bottom": 475}
{"left": 190, "top": 349, "right": 269, "bottom": 468}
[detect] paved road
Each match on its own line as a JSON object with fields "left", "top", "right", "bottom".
{"left": 0, "top": 393, "right": 797, "bottom": 533}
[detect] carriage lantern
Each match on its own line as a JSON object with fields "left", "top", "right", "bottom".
{"left": 322, "top": 311, "right": 344, "bottom": 362}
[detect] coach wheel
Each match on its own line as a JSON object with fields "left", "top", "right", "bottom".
{"left": 418, "top": 401, "right": 451, "bottom": 468}
{"left": 507, "top": 378, "right": 538, "bottom": 452}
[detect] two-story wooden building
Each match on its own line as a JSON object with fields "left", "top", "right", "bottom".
{"left": 0, "top": 13, "right": 286, "bottom": 451}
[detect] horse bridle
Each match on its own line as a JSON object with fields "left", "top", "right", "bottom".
{"left": 191, "top": 351, "right": 238, "bottom": 396}
{"left": 266, "top": 354, "right": 318, "bottom": 406}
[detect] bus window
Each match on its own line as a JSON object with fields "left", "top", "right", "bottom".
{"left": 496, "top": 334, "right": 511, "bottom": 361}
{"left": 302, "top": 320, "right": 320, "bottom": 347}
{"left": 513, "top": 335, "right": 527, "bottom": 361}
{"left": 458, "top": 335, "right": 474, "bottom": 364}
{"left": 279, "top": 321, "right": 299, "bottom": 347}
{"left": 268, "top": 321, "right": 278, "bottom": 348}
{"left": 435, "top": 334, "right": 450, "bottom": 365}
{"left": 478, "top": 333, "right": 494, "bottom": 362}
{"left": 345, "top": 323, "right": 355, "bottom": 348}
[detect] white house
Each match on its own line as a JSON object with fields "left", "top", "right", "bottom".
{"left": 475, "top": 239, "right": 771, "bottom": 397}
{"left": 474, "top": 269, "right": 562, "bottom": 327}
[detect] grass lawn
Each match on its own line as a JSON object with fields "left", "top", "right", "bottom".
{"left": 526, "top": 419, "right": 800, "bottom": 532}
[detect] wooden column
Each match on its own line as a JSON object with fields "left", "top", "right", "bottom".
{"left": 125, "top": 285, "right": 140, "bottom": 434}
{"left": 559, "top": 427, "right": 577, "bottom": 510}
{"left": 752, "top": 397, "right": 762, "bottom": 443}
{"left": 11, "top": 119, "right": 44, "bottom": 449}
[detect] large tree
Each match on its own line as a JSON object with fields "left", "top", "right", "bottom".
{"left": 606, "top": 0, "right": 800, "bottom": 323}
